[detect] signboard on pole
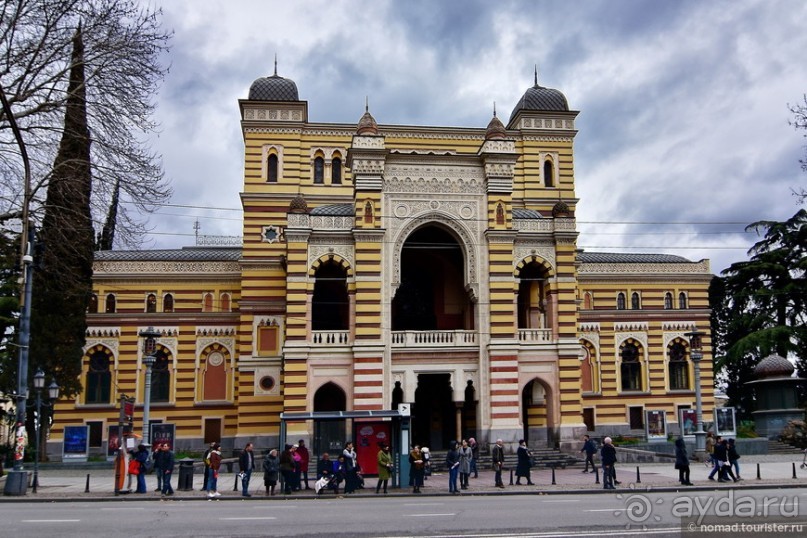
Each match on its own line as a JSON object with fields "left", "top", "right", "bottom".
{"left": 107, "top": 425, "right": 121, "bottom": 460}
{"left": 645, "top": 410, "right": 667, "bottom": 441}
{"left": 680, "top": 409, "right": 697, "bottom": 438}
{"left": 63, "top": 425, "right": 90, "bottom": 461}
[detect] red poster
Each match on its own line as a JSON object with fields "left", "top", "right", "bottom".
{"left": 354, "top": 422, "right": 391, "bottom": 476}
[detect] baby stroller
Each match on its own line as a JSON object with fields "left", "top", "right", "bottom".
{"left": 315, "top": 472, "right": 341, "bottom": 494}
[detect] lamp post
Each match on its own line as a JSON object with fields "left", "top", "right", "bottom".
{"left": 138, "top": 327, "right": 160, "bottom": 447}
{"left": 685, "top": 328, "right": 706, "bottom": 460}
{"left": 31, "top": 368, "right": 60, "bottom": 493}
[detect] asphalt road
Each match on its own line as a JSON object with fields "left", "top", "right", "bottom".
{"left": 1, "top": 487, "right": 805, "bottom": 537}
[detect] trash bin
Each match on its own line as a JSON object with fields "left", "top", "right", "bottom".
{"left": 178, "top": 458, "right": 195, "bottom": 491}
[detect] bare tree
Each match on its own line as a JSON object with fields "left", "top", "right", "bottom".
{"left": 0, "top": 0, "right": 172, "bottom": 246}
{"left": 790, "top": 94, "right": 807, "bottom": 204}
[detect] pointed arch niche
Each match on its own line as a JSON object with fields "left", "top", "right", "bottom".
{"left": 197, "top": 343, "right": 233, "bottom": 403}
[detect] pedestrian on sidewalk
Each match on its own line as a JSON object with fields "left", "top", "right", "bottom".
{"left": 239, "top": 442, "right": 255, "bottom": 497}
{"left": 152, "top": 443, "right": 165, "bottom": 492}
{"left": 446, "top": 440, "right": 461, "bottom": 493}
{"left": 263, "top": 448, "right": 279, "bottom": 496}
{"left": 708, "top": 435, "right": 725, "bottom": 481}
{"left": 202, "top": 441, "right": 215, "bottom": 491}
{"left": 705, "top": 432, "right": 716, "bottom": 467}
{"left": 468, "top": 437, "right": 479, "bottom": 478}
{"left": 297, "top": 439, "right": 311, "bottom": 490}
{"left": 458, "top": 439, "right": 472, "bottom": 489}
{"left": 674, "top": 438, "right": 692, "bottom": 486}
{"left": 728, "top": 438, "right": 742, "bottom": 480}
{"left": 206, "top": 443, "right": 222, "bottom": 498}
{"left": 376, "top": 442, "right": 393, "bottom": 494}
{"left": 581, "top": 435, "right": 597, "bottom": 473}
{"left": 601, "top": 437, "right": 616, "bottom": 490}
{"left": 279, "top": 444, "right": 295, "bottom": 495}
{"left": 492, "top": 438, "right": 505, "bottom": 488}
{"left": 409, "top": 444, "right": 425, "bottom": 493}
{"left": 515, "top": 439, "right": 534, "bottom": 485}
{"left": 134, "top": 444, "right": 149, "bottom": 494}
{"left": 160, "top": 443, "right": 175, "bottom": 496}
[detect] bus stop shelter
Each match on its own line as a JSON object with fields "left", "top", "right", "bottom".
{"left": 279, "top": 409, "right": 411, "bottom": 488}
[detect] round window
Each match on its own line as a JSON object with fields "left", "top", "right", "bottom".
{"left": 259, "top": 376, "right": 275, "bottom": 391}
{"left": 208, "top": 351, "right": 224, "bottom": 367}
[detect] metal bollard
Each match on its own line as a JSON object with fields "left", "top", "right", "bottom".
{"left": 509, "top": 468, "right": 514, "bottom": 485}
{"left": 85, "top": 473, "right": 90, "bottom": 493}
{"left": 756, "top": 463, "right": 761, "bottom": 480}
{"left": 793, "top": 462, "right": 797, "bottom": 479}
{"left": 551, "top": 466, "right": 556, "bottom": 485}
{"left": 594, "top": 466, "right": 600, "bottom": 484}
{"left": 234, "top": 473, "right": 239, "bottom": 491}
{"left": 636, "top": 466, "right": 641, "bottom": 484}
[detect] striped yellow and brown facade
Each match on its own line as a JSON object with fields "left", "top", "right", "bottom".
{"left": 48, "top": 73, "right": 713, "bottom": 457}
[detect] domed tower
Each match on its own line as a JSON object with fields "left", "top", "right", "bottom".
{"left": 746, "top": 354, "right": 805, "bottom": 439}
{"left": 240, "top": 58, "right": 306, "bottom": 123}
{"left": 507, "top": 66, "right": 572, "bottom": 129}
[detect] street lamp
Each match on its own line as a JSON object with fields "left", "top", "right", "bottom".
{"left": 31, "top": 368, "right": 59, "bottom": 493}
{"left": 138, "top": 327, "right": 160, "bottom": 447}
{"left": 685, "top": 327, "right": 706, "bottom": 460}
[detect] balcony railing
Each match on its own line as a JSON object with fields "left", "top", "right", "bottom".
{"left": 391, "top": 330, "right": 478, "bottom": 348}
{"left": 517, "top": 328, "right": 553, "bottom": 342}
{"left": 311, "top": 331, "right": 351, "bottom": 345}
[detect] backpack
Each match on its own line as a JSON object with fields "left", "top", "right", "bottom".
{"left": 143, "top": 457, "right": 154, "bottom": 473}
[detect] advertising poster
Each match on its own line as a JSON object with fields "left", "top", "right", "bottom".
{"left": 680, "top": 409, "right": 697, "bottom": 437}
{"left": 645, "top": 410, "right": 667, "bottom": 440}
{"left": 715, "top": 407, "right": 736, "bottom": 437}
{"left": 354, "top": 421, "right": 392, "bottom": 475}
{"left": 63, "top": 425, "right": 90, "bottom": 461}
{"left": 151, "top": 423, "right": 175, "bottom": 449}
{"left": 107, "top": 425, "right": 121, "bottom": 459}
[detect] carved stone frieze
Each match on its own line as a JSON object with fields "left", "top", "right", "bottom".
{"left": 480, "top": 140, "right": 516, "bottom": 153}
{"left": 513, "top": 219, "right": 554, "bottom": 232}
{"left": 579, "top": 331, "right": 600, "bottom": 351}
{"left": 287, "top": 214, "right": 310, "bottom": 228}
{"left": 578, "top": 261, "right": 711, "bottom": 275}
{"left": 663, "top": 331, "right": 690, "bottom": 349}
{"left": 84, "top": 336, "right": 120, "bottom": 355}
{"left": 578, "top": 322, "right": 600, "bottom": 333}
{"left": 309, "top": 244, "right": 355, "bottom": 269}
{"left": 86, "top": 328, "right": 120, "bottom": 338}
{"left": 554, "top": 218, "right": 577, "bottom": 231}
{"left": 196, "top": 327, "right": 237, "bottom": 337}
{"left": 614, "top": 331, "right": 648, "bottom": 349}
{"left": 352, "top": 159, "right": 385, "bottom": 174}
{"left": 196, "top": 337, "right": 235, "bottom": 358}
{"left": 310, "top": 215, "right": 353, "bottom": 230}
{"left": 662, "top": 321, "right": 698, "bottom": 332}
{"left": 351, "top": 136, "right": 385, "bottom": 149}
{"left": 614, "top": 321, "right": 649, "bottom": 332}
{"left": 243, "top": 106, "right": 303, "bottom": 122}
{"left": 94, "top": 261, "right": 241, "bottom": 274}
{"left": 384, "top": 175, "right": 484, "bottom": 194}
{"left": 514, "top": 246, "right": 556, "bottom": 271}
{"left": 484, "top": 162, "right": 515, "bottom": 178}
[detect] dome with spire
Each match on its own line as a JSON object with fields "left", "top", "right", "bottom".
{"left": 289, "top": 193, "right": 308, "bottom": 214}
{"left": 485, "top": 104, "right": 507, "bottom": 140}
{"left": 248, "top": 58, "right": 299, "bottom": 101}
{"left": 357, "top": 99, "right": 379, "bottom": 136}
{"left": 509, "top": 67, "right": 569, "bottom": 125}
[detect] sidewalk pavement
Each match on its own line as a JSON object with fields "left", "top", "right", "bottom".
{"left": 2, "top": 455, "right": 806, "bottom": 502}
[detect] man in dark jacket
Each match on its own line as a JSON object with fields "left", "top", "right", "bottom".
{"left": 600, "top": 437, "right": 617, "bottom": 490}
{"left": 152, "top": 443, "right": 165, "bottom": 492}
{"left": 239, "top": 442, "right": 255, "bottom": 497}
{"left": 160, "top": 443, "right": 175, "bottom": 496}
{"left": 709, "top": 435, "right": 727, "bottom": 481}
{"left": 580, "top": 435, "right": 597, "bottom": 473}
{"left": 491, "top": 439, "right": 505, "bottom": 488}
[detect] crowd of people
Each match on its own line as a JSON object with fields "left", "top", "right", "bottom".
{"left": 124, "top": 432, "right": 746, "bottom": 496}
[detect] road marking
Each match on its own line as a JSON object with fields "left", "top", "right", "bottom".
{"left": 219, "top": 516, "right": 277, "bottom": 521}
{"left": 408, "top": 513, "right": 456, "bottom": 517}
{"left": 541, "top": 499, "right": 580, "bottom": 503}
{"left": 403, "top": 503, "right": 442, "bottom": 506}
{"left": 101, "top": 507, "right": 145, "bottom": 510}
{"left": 584, "top": 508, "right": 625, "bottom": 512}
{"left": 22, "top": 519, "right": 81, "bottom": 523}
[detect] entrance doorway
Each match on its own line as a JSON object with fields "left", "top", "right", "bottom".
{"left": 413, "top": 373, "right": 454, "bottom": 449}
{"left": 522, "top": 379, "right": 550, "bottom": 446}
{"left": 313, "top": 382, "right": 347, "bottom": 457}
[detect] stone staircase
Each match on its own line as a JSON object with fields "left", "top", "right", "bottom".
{"left": 767, "top": 439, "right": 806, "bottom": 454}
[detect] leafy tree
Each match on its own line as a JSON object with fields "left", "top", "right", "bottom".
{"left": 712, "top": 209, "right": 807, "bottom": 411}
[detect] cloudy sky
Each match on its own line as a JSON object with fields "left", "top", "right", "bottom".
{"left": 140, "top": 0, "right": 807, "bottom": 274}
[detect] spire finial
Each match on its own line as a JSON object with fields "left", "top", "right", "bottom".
{"left": 493, "top": 101, "right": 497, "bottom": 117}
{"left": 365, "top": 95, "right": 369, "bottom": 113}
{"left": 534, "top": 64, "right": 538, "bottom": 86}
{"left": 274, "top": 54, "right": 277, "bottom": 76}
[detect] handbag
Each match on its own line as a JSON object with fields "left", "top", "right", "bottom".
{"left": 128, "top": 459, "right": 140, "bottom": 475}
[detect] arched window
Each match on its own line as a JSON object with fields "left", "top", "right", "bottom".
{"left": 544, "top": 159, "right": 554, "bottom": 187}
{"left": 88, "top": 294, "right": 98, "bottom": 314}
{"left": 105, "top": 293, "right": 116, "bottom": 313}
{"left": 203, "top": 293, "right": 213, "bottom": 312}
{"left": 203, "top": 347, "right": 228, "bottom": 401}
{"left": 631, "top": 292, "right": 641, "bottom": 310}
{"left": 664, "top": 292, "right": 673, "bottom": 310}
{"left": 163, "top": 293, "right": 174, "bottom": 313}
{"left": 267, "top": 154, "right": 278, "bottom": 183}
{"left": 496, "top": 203, "right": 505, "bottom": 225}
{"left": 669, "top": 341, "right": 689, "bottom": 390}
{"left": 220, "top": 293, "right": 231, "bottom": 312}
{"left": 86, "top": 349, "right": 112, "bottom": 404}
{"left": 313, "top": 156, "right": 324, "bottom": 184}
{"left": 620, "top": 342, "right": 642, "bottom": 391}
{"left": 616, "top": 292, "right": 626, "bottom": 310}
{"left": 146, "top": 293, "right": 157, "bottom": 313}
{"left": 678, "top": 292, "right": 688, "bottom": 309}
{"left": 150, "top": 349, "right": 171, "bottom": 403}
{"left": 583, "top": 292, "right": 593, "bottom": 310}
{"left": 332, "top": 157, "right": 342, "bottom": 184}
{"left": 364, "top": 201, "right": 373, "bottom": 224}
{"left": 312, "top": 261, "right": 349, "bottom": 330}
